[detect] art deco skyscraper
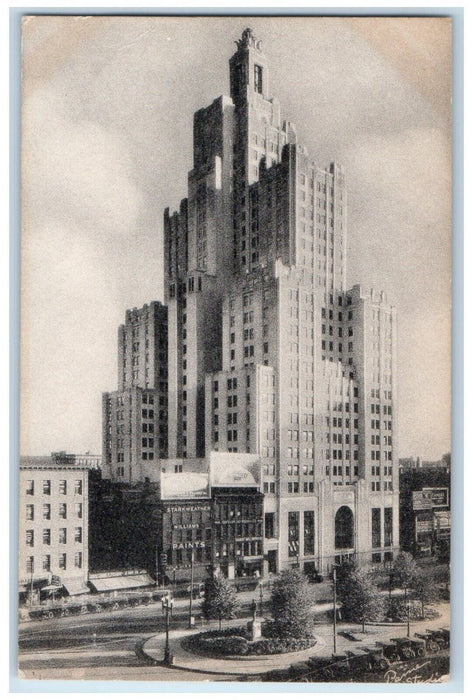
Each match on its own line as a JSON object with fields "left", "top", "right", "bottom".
{"left": 164, "top": 29, "right": 398, "bottom": 573}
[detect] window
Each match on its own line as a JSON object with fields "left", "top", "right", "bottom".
{"left": 59, "top": 553, "right": 66, "bottom": 570}
{"left": 372, "top": 508, "right": 381, "bottom": 548}
{"left": 26, "top": 530, "right": 34, "bottom": 547}
{"left": 288, "top": 511, "right": 299, "bottom": 558}
{"left": 26, "top": 504, "right": 34, "bottom": 520}
{"left": 59, "top": 528, "right": 67, "bottom": 544}
{"left": 384, "top": 507, "right": 393, "bottom": 547}
{"left": 265, "top": 512, "right": 275, "bottom": 539}
{"left": 75, "top": 503, "right": 83, "bottom": 518}
{"left": 43, "top": 503, "right": 51, "bottom": 520}
{"left": 43, "top": 480, "right": 51, "bottom": 495}
{"left": 59, "top": 503, "right": 67, "bottom": 519}
{"left": 59, "top": 480, "right": 67, "bottom": 495}
{"left": 254, "top": 64, "right": 263, "bottom": 94}
{"left": 26, "top": 480, "right": 34, "bottom": 495}
{"left": 304, "top": 511, "right": 315, "bottom": 555}
{"left": 75, "top": 552, "right": 83, "bottom": 569}
{"left": 26, "top": 556, "right": 34, "bottom": 574}
{"left": 74, "top": 527, "right": 82, "bottom": 543}
{"left": 42, "top": 555, "right": 51, "bottom": 572}
{"left": 43, "top": 529, "right": 50, "bottom": 545}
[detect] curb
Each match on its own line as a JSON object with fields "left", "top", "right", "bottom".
{"left": 135, "top": 639, "right": 161, "bottom": 667}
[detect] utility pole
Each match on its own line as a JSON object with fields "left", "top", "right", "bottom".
{"left": 162, "top": 594, "right": 173, "bottom": 665}
{"left": 188, "top": 548, "right": 195, "bottom": 628}
{"left": 29, "top": 567, "right": 34, "bottom": 608}
{"left": 332, "top": 565, "right": 338, "bottom": 654}
{"left": 406, "top": 599, "right": 411, "bottom": 638}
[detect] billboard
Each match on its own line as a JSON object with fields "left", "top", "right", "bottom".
{"left": 209, "top": 451, "right": 261, "bottom": 487}
{"left": 412, "top": 487, "right": 449, "bottom": 510}
{"left": 160, "top": 472, "right": 210, "bottom": 500}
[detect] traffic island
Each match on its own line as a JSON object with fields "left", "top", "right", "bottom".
{"left": 141, "top": 624, "right": 323, "bottom": 677}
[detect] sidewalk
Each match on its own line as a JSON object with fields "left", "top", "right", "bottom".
{"left": 142, "top": 603, "right": 450, "bottom": 677}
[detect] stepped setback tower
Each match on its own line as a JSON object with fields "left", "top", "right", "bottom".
{"left": 162, "top": 28, "right": 398, "bottom": 573}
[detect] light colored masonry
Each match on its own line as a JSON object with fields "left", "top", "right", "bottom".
{"left": 111, "top": 28, "right": 399, "bottom": 575}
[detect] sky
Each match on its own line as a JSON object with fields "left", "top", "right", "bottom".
{"left": 20, "top": 15, "right": 452, "bottom": 460}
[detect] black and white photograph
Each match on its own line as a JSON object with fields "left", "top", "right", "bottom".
{"left": 18, "top": 14, "right": 452, "bottom": 684}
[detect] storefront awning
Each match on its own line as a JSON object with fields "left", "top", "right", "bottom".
{"left": 89, "top": 573, "right": 154, "bottom": 592}
{"left": 41, "top": 584, "right": 63, "bottom": 592}
{"left": 62, "top": 579, "right": 90, "bottom": 596}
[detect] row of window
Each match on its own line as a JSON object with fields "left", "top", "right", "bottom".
{"left": 371, "top": 481, "right": 394, "bottom": 491}
{"left": 25, "top": 552, "right": 82, "bottom": 572}
{"left": 25, "top": 479, "right": 82, "bottom": 496}
{"left": 328, "top": 465, "right": 360, "bottom": 476}
{"left": 26, "top": 527, "right": 82, "bottom": 545}
{"left": 26, "top": 503, "right": 82, "bottom": 520}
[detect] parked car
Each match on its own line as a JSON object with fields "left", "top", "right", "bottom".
{"left": 414, "top": 631, "right": 441, "bottom": 653}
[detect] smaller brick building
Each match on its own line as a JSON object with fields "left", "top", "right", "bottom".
{"left": 19, "top": 458, "right": 90, "bottom": 603}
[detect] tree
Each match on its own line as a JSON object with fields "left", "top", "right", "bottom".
{"left": 412, "top": 571, "right": 436, "bottom": 618}
{"left": 270, "top": 569, "right": 315, "bottom": 639}
{"left": 335, "top": 559, "right": 357, "bottom": 598}
{"left": 391, "top": 551, "right": 419, "bottom": 599}
{"left": 338, "top": 567, "right": 385, "bottom": 632}
{"left": 201, "top": 574, "right": 238, "bottom": 630}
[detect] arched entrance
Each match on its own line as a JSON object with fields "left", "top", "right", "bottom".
{"left": 335, "top": 506, "right": 354, "bottom": 549}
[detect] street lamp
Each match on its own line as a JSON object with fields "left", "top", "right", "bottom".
{"left": 259, "top": 582, "right": 264, "bottom": 617}
{"left": 162, "top": 593, "right": 174, "bottom": 665}
{"left": 188, "top": 548, "right": 195, "bottom": 628}
{"left": 406, "top": 599, "right": 411, "bottom": 638}
{"left": 332, "top": 564, "right": 338, "bottom": 655}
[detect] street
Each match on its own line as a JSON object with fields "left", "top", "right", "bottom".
{"left": 17, "top": 588, "right": 450, "bottom": 682}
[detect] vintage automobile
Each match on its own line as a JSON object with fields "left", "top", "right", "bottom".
{"left": 375, "top": 640, "right": 401, "bottom": 662}
{"left": 357, "top": 647, "right": 390, "bottom": 671}
{"left": 390, "top": 637, "right": 427, "bottom": 659}
{"left": 426, "top": 628, "right": 450, "bottom": 649}
{"left": 414, "top": 631, "right": 441, "bottom": 653}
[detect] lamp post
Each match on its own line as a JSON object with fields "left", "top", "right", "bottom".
{"left": 259, "top": 582, "right": 264, "bottom": 617}
{"left": 332, "top": 564, "right": 338, "bottom": 655}
{"left": 406, "top": 599, "right": 411, "bottom": 638}
{"left": 162, "top": 594, "right": 173, "bottom": 665}
{"left": 188, "top": 548, "right": 195, "bottom": 628}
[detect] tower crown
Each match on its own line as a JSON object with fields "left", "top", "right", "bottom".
{"left": 235, "top": 28, "right": 263, "bottom": 52}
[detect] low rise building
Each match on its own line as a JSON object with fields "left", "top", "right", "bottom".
{"left": 399, "top": 461, "right": 450, "bottom": 559}
{"left": 19, "top": 458, "right": 90, "bottom": 603}
{"left": 90, "top": 451, "right": 264, "bottom": 586}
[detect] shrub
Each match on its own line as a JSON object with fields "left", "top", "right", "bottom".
{"left": 387, "top": 598, "right": 422, "bottom": 621}
{"left": 199, "top": 635, "right": 248, "bottom": 656}
{"left": 249, "top": 636, "right": 316, "bottom": 655}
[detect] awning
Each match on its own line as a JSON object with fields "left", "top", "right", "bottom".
{"left": 41, "top": 584, "right": 63, "bottom": 592}
{"left": 62, "top": 579, "right": 90, "bottom": 596}
{"left": 88, "top": 573, "right": 154, "bottom": 593}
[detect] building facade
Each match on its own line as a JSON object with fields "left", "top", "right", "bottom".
{"left": 162, "top": 28, "right": 399, "bottom": 573}
{"left": 90, "top": 452, "right": 263, "bottom": 585}
{"left": 399, "top": 463, "right": 450, "bottom": 560}
{"left": 102, "top": 301, "right": 168, "bottom": 483}
{"left": 19, "top": 460, "right": 89, "bottom": 601}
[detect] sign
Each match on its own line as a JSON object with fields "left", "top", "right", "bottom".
{"left": 412, "top": 487, "right": 449, "bottom": 511}
{"left": 172, "top": 541, "right": 206, "bottom": 550}
{"left": 434, "top": 511, "right": 451, "bottom": 530}
{"left": 166, "top": 504, "right": 211, "bottom": 513}
{"left": 209, "top": 451, "right": 261, "bottom": 487}
{"left": 161, "top": 472, "right": 209, "bottom": 500}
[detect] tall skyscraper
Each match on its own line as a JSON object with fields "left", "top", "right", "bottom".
{"left": 102, "top": 301, "right": 168, "bottom": 483}
{"left": 163, "top": 28, "right": 399, "bottom": 573}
